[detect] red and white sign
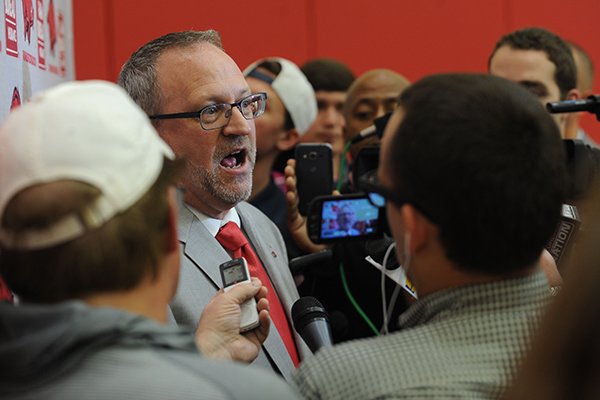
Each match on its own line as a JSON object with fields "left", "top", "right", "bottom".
{"left": 36, "top": 0, "right": 45, "bottom": 70}
{"left": 4, "top": 0, "right": 18, "bottom": 57}
{"left": 0, "top": 0, "right": 73, "bottom": 122}
{"left": 21, "top": 0, "right": 37, "bottom": 67}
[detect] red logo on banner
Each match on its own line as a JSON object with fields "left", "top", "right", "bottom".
{"left": 36, "top": 0, "right": 45, "bottom": 69}
{"left": 10, "top": 86, "right": 21, "bottom": 111}
{"left": 4, "top": 0, "right": 18, "bottom": 57}
{"left": 46, "top": 0, "right": 56, "bottom": 54}
{"left": 23, "top": 50, "right": 36, "bottom": 65}
{"left": 22, "top": 0, "right": 33, "bottom": 43}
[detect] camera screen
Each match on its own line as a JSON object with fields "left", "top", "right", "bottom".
{"left": 320, "top": 198, "right": 379, "bottom": 239}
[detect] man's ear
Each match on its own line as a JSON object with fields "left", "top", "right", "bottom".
{"left": 563, "top": 88, "right": 583, "bottom": 139}
{"left": 165, "top": 186, "right": 179, "bottom": 253}
{"left": 561, "top": 88, "right": 581, "bottom": 131}
{"left": 400, "top": 204, "right": 433, "bottom": 255}
{"left": 276, "top": 129, "right": 300, "bottom": 152}
{"left": 567, "top": 88, "right": 581, "bottom": 101}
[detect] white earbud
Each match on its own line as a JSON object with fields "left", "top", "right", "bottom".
{"left": 402, "top": 232, "right": 412, "bottom": 275}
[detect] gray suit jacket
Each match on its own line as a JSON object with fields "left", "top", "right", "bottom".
{"left": 170, "top": 200, "right": 311, "bottom": 380}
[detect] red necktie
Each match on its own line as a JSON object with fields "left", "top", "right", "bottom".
{"left": 216, "top": 222, "right": 299, "bottom": 367}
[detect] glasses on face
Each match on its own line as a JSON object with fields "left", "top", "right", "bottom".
{"left": 359, "top": 171, "right": 435, "bottom": 223}
{"left": 149, "top": 92, "right": 267, "bottom": 130}
{"left": 358, "top": 170, "right": 405, "bottom": 208}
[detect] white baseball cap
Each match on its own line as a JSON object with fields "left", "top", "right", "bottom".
{"left": 244, "top": 57, "right": 317, "bottom": 135}
{"left": 0, "top": 80, "right": 174, "bottom": 250}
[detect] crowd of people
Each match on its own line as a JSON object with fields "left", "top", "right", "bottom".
{"left": 0, "top": 25, "right": 598, "bottom": 400}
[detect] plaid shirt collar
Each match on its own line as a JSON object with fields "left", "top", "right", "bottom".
{"left": 398, "top": 269, "right": 549, "bottom": 329}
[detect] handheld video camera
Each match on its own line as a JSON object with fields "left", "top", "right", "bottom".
{"left": 307, "top": 114, "right": 391, "bottom": 244}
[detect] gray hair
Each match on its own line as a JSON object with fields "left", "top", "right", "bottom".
{"left": 117, "top": 30, "right": 223, "bottom": 116}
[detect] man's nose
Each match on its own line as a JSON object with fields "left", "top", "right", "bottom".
{"left": 222, "top": 107, "right": 251, "bottom": 136}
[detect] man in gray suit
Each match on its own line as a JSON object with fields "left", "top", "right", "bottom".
{"left": 119, "top": 30, "right": 310, "bottom": 379}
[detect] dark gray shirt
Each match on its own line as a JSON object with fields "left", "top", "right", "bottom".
{"left": 0, "top": 301, "right": 300, "bottom": 400}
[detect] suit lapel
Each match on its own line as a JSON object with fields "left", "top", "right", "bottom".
{"left": 178, "top": 203, "right": 229, "bottom": 288}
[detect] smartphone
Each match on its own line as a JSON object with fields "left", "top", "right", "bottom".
{"left": 307, "top": 193, "right": 386, "bottom": 244}
{"left": 295, "top": 143, "right": 333, "bottom": 216}
{"left": 219, "top": 257, "right": 260, "bottom": 332}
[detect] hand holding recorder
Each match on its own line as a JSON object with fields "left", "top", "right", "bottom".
{"left": 194, "top": 275, "right": 270, "bottom": 363}
{"left": 220, "top": 257, "right": 260, "bottom": 332}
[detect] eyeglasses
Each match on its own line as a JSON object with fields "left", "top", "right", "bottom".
{"left": 359, "top": 171, "right": 435, "bottom": 223}
{"left": 149, "top": 92, "right": 267, "bottom": 130}
{"left": 358, "top": 170, "right": 405, "bottom": 208}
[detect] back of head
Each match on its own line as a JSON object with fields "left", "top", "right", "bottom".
{"left": 489, "top": 27, "right": 576, "bottom": 99}
{"left": 387, "top": 73, "right": 567, "bottom": 274}
{"left": 118, "top": 30, "right": 222, "bottom": 116}
{"left": 301, "top": 58, "right": 355, "bottom": 92}
{"left": 0, "top": 81, "right": 177, "bottom": 303}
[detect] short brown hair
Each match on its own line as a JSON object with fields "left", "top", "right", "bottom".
{"left": 489, "top": 27, "right": 576, "bottom": 100}
{"left": 0, "top": 158, "right": 182, "bottom": 303}
{"left": 118, "top": 30, "right": 223, "bottom": 117}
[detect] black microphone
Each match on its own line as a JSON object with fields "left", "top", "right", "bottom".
{"left": 547, "top": 95, "right": 600, "bottom": 120}
{"left": 288, "top": 249, "right": 333, "bottom": 275}
{"left": 349, "top": 112, "right": 393, "bottom": 144}
{"left": 292, "top": 296, "right": 333, "bottom": 353}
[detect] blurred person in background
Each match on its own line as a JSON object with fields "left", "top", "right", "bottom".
{"left": 340, "top": 69, "right": 410, "bottom": 187}
{"left": 489, "top": 27, "right": 579, "bottom": 139}
{"left": 565, "top": 41, "right": 597, "bottom": 146}
{"left": 299, "top": 58, "right": 355, "bottom": 181}
{"left": 503, "top": 179, "right": 600, "bottom": 400}
{"left": 244, "top": 57, "right": 317, "bottom": 261}
{"left": 273, "top": 58, "right": 355, "bottom": 182}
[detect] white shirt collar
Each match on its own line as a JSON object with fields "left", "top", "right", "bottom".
{"left": 186, "top": 205, "right": 241, "bottom": 237}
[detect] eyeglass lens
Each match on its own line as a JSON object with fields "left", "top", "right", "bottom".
{"left": 368, "top": 192, "right": 386, "bottom": 208}
{"left": 201, "top": 94, "right": 265, "bottom": 129}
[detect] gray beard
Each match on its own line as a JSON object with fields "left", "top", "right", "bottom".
{"left": 191, "top": 163, "right": 253, "bottom": 206}
{"left": 189, "top": 138, "right": 256, "bottom": 207}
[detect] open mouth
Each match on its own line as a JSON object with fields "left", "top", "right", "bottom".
{"left": 220, "top": 149, "right": 246, "bottom": 169}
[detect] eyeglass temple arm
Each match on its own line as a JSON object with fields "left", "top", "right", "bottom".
{"left": 149, "top": 111, "right": 200, "bottom": 120}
